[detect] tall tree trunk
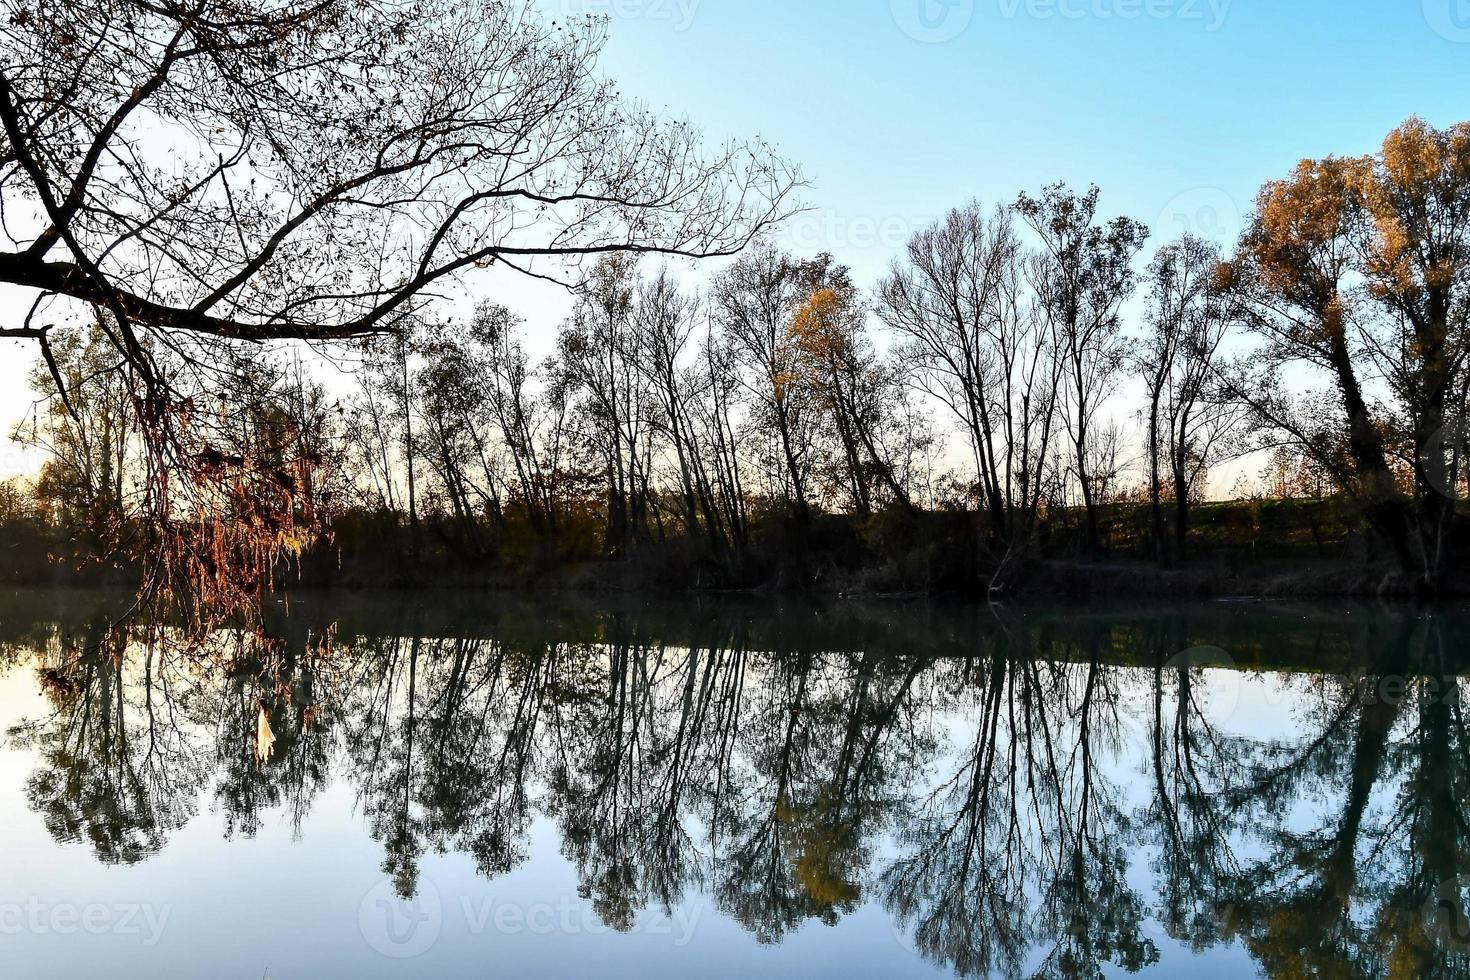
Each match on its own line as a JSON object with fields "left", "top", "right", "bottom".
{"left": 1147, "top": 390, "right": 1166, "bottom": 565}
{"left": 1328, "top": 338, "right": 1419, "bottom": 578}
{"left": 774, "top": 401, "right": 809, "bottom": 521}
{"left": 1173, "top": 461, "right": 1190, "bottom": 562}
{"left": 400, "top": 339, "right": 420, "bottom": 563}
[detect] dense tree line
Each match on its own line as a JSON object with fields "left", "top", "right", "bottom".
{"left": 0, "top": 0, "right": 797, "bottom": 621}
{"left": 0, "top": 0, "right": 1464, "bottom": 598}
{"left": 317, "top": 118, "right": 1465, "bottom": 593}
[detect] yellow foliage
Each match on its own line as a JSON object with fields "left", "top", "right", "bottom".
{"left": 771, "top": 369, "right": 799, "bottom": 402}
{"left": 1244, "top": 117, "right": 1470, "bottom": 344}
{"left": 1248, "top": 156, "right": 1369, "bottom": 297}
{"left": 779, "top": 790, "right": 864, "bottom": 910}
{"left": 1359, "top": 118, "right": 1470, "bottom": 299}
{"left": 790, "top": 288, "right": 849, "bottom": 364}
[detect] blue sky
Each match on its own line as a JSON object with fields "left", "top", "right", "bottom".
{"left": 578, "top": 0, "right": 1468, "bottom": 286}
{"left": 3, "top": 0, "right": 1468, "bottom": 478}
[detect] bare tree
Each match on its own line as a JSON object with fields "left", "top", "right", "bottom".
{"left": 1017, "top": 184, "right": 1148, "bottom": 553}
{"left": 343, "top": 348, "right": 406, "bottom": 516}
{"left": 0, "top": 0, "right": 797, "bottom": 616}
{"left": 629, "top": 268, "right": 731, "bottom": 551}
{"left": 558, "top": 254, "right": 655, "bottom": 556}
{"left": 688, "top": 324, "right": 751, "bottom": 550}
{"left": 413, "top": 323, "right": 504, "bottom": 551}
{"left": 469, "top": 304, "right": 563, "bottom": 535}
{"left": 712, "top": 242, "right": 825, "bottom": 519}
{"left": 11, "top": 317, "right": 140, "bottom": 553}
{"left": 878, "top": 203, "right": 1061, "bottom": 545}
{"left": 1139, "top": 234, "right": 1238, "bottom": 562}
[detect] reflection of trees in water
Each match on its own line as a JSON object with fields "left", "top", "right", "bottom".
{"left": 6, "top": 621, "right": 332, "bottom": 864}
{"left": 4, "top": 606, "right": 1470, "bottom": 979}
{"left": 212, "top": 631, "right": 335, "bottom": 842}
{"left": 8, "top": 622, "right": 207, "bottom": 864}
{"left": 1129, "top": 611, "right": 1470, "bottom": 980}
{"left": 1180, "top": 615, "right": 1470, "bottom": 980}
{"left": 550, "top": 640, "right": 739, "bottom": 932}
{"left": 881, "top": 630, "right": 1158, "bottom": 979}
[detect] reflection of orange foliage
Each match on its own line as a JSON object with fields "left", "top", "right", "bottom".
{"left": 38, "top": 667, "right": 78, "bottom": 706}
{"left": 792, "top": 824, "right": 862, "bottom": 908}
{"left": 778, "top": 790, "right": 864, "bottom": 910}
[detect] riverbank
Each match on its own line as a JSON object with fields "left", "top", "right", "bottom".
{"left": 299, "top": 551, "right": 1459, "bottom": 600}
{"left": 3, "top": 498, "right": 1464, "bottom": 599}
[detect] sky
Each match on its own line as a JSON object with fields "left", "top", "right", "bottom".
{"left": 3, "top": 0, "right": 1468, "bottom": 481}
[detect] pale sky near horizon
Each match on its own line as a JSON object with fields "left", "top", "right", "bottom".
{"left": 3, "top": 0, "right": 1468, "bottom": 486}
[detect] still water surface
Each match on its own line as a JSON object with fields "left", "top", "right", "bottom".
{"left": 1, "top": 591, "right": 1468, "bottom": 979}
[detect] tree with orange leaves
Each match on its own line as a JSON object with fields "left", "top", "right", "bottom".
{"left": 789, "top": 280, "right": 918, "bottom": 516}
{"left": 1223, "top": 117, "right": 1470, "bottom": 588}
